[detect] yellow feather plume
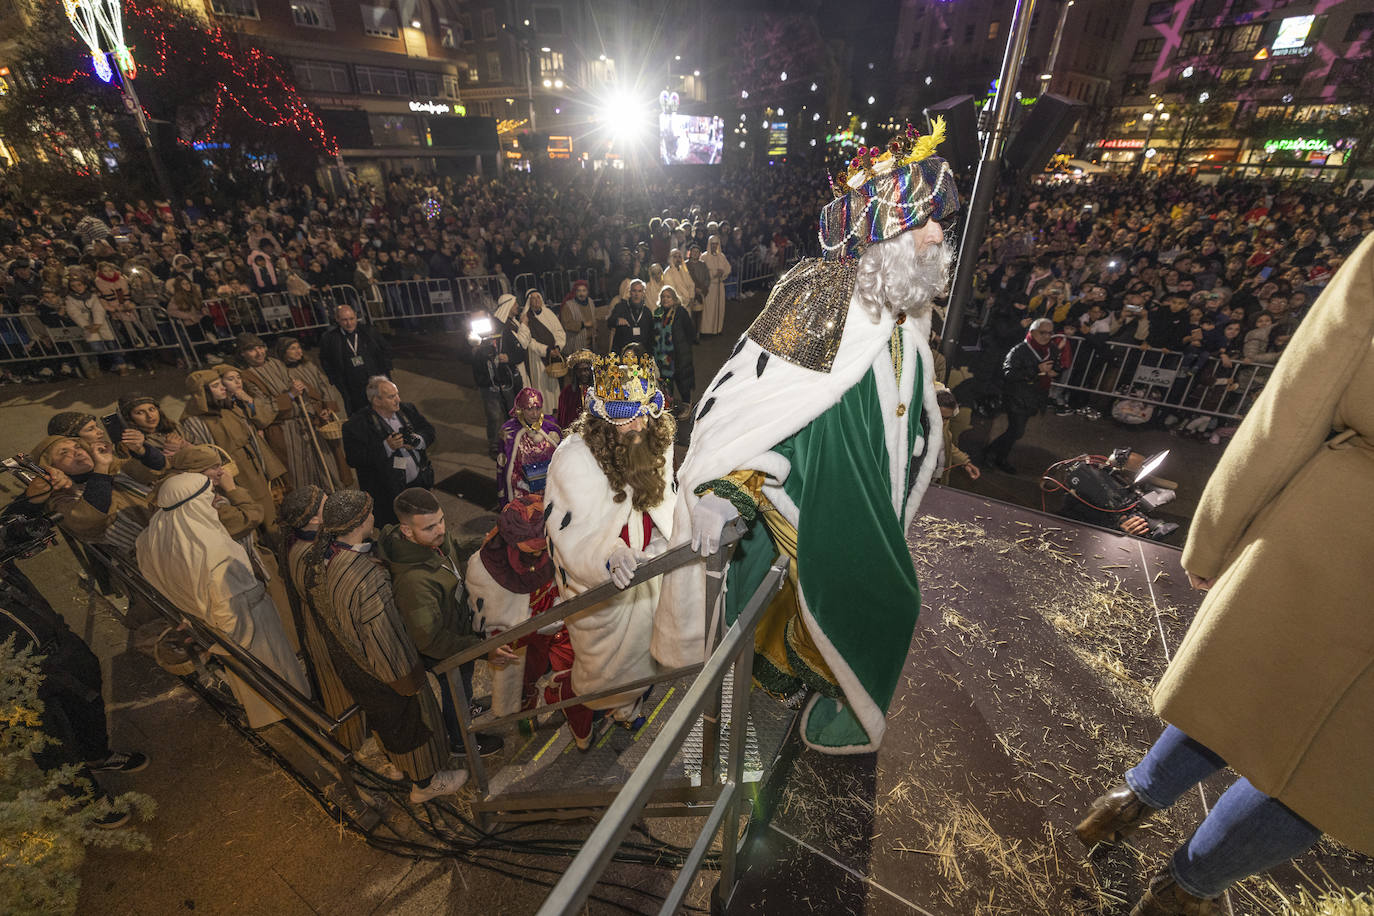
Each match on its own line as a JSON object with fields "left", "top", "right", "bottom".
{"left": 903, "top": 116, "right": 946, "bottom": 165}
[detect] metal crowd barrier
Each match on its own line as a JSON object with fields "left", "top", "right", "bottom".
{"left": 511, "top": 268, "right": 600, "bottom": 305}
{"left": 177, "top": 276, "right": 507, "bottom": 365}
{"left": 0, "top": 300, "right": 193, "bottom": 373}
{"left": 735, "top": 243, "right": 798, "bottom": 293}
{"left": 1051, "top": 335, "right": 1276, "bottom": 421}
{"left": 432, "top": 518, "right": 786, "bottom": 911}
{"left": 1, "top": 257, "right": 726, "bottom": 378}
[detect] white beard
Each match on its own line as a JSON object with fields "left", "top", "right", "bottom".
{"left": 853, "top": 230, "right": 954, "bottom": 324}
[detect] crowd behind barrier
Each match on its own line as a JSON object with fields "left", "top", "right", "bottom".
{"left": 1052, "top": 334, "right": 1275, "bottom": 423}
{"left": 1, "top": 165, "right": 826, "bottom": 382}
{"left": 956, "top": 173, "right": 1374, "bottom": 437}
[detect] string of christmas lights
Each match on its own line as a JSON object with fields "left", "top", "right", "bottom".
{"left": 50, "top": 0, "right": 337, "bottom": 156}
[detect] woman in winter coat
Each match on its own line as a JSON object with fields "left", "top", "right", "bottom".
{"left": 64, "top": 272, "right": 126, "bottom": 375}
{"left": 1241, "top": 312, "right": 1280, "bottom": 365}
{"left": 651, "top": 284, "right": 696, "bottom": 415}
{"left": 1074, "top": 232, "right": 1374, "bottom": 913}
{"left": 92, "top": 261, "right": 149, "bottom": 348}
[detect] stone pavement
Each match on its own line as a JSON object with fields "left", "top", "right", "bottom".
{"left": 0, "top": 292, "right": 1229, "bottom": 915}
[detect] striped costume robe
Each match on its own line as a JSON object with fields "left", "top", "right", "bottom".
{"left": 287, "top": 536, "right": 367, "bottom": 752}
{"left": 242, "top": 356, "right": 342, "bottom": 491}
{"left": 309, "top": 543, "right": 447, "bottom": 780}
{"left": 281, "top": 357, "right": 354, "bottom": 488}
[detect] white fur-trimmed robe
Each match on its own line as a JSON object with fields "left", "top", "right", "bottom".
{"left": 651, "top": 298, "right": 942, "bottom": 753}
{"left": 544, "top": 433, "right": 676, "bottom": 712}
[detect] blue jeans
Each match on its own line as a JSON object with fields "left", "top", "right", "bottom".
{"left": 88, "top": 338, "right": 125, "bottom": 370}
{"left": 1126, "top": 726, "right": 1322, "bottom": 898}
{"left": 427, "top": 658, "right": 475, "bottom": 750}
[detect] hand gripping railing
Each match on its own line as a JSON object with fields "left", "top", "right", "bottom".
{"left": 427, "top": 517, "right": 784, "bottom": 911}
{"left": 429, "top": 519, "right": 752, "bottom": 802}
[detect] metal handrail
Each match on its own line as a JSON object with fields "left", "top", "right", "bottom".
{"left": 80, "top": 541, "right": 373, "bottom": 817}
{"left": 438, "top": 519, "right": 744, "bottom": 806}
{"left": 534, "top": 558, "right": 789, "bottom": 916}
{"left": 430, "top": 517, "right": 748, "bottom": 676}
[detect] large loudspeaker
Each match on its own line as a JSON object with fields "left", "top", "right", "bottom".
{"left": 1002, "top": 93, "right": 1084, "bottom": 176}
{"left": 923, "top": 95, "right": 979, "bottom": 173}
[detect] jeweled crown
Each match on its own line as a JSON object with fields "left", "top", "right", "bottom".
{"left": 830, "top": 118, "right": 948, "bottom": 198}
{"left": 588, "top": 353, "right": 665, "bottom": 424}
{"left": 593, "top": 354, "right": 658, "bottom": 403}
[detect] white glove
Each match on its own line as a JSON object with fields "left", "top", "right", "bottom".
{"left": 607, "top": 543, "right": 644, "bottom": 589}
{"left": 691, "top": 492, "right": 741, "bottom": 557}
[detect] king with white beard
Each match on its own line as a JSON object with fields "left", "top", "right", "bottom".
{"left": 653, "top": 122, "right": 960, "bottom": 755}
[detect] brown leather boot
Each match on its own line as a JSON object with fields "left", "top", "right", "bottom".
{"left": 1075, "top": 783, "right": 1158, "bottom": 847}
{"left": 1131, "top": 868, "right": 1220, "bottom": 916}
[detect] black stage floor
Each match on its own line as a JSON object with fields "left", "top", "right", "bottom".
{"left": 725, "top": 485, "right": 1372, "bottom": 916}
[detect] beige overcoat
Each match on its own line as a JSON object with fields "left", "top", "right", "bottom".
{"left": 1157, "top": 232, "right": 1374, "bottom": 855}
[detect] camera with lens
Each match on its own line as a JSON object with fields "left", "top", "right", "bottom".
{"left": 1, "top": 513, "right": 57, "bottom": 563}
{"left": 1, "top": 454, "right": 61, "bottom": 562}
{"left": 396, "top": 423, "right": 424, "bottom": 450}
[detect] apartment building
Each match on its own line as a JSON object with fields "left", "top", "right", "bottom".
{"left": 1104, "top": 0, "right": 1372, "bottom": 177}
{"left": 194, "top": 0, "right": 498, "bottom": 178}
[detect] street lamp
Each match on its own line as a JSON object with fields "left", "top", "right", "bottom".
{"left": 1040, "top": 0, "right": 1075, "bottom": 95}
{"left": 1134, "top": 102, "right": 1168, "bottom": 175}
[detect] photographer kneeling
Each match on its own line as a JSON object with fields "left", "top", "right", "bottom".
{"left": 342, "top": 376, "right": 436, "bottom": 527}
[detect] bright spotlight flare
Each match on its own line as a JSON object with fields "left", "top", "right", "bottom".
{"left": 62, "top": 0, "right": 135, "bottom": 82}
{"left": 597, "top": 91, "right": 653, "bottom": 143}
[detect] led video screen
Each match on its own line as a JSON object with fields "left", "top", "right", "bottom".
{"left": 659, "top": 114, "right": 724, "bottom": 165}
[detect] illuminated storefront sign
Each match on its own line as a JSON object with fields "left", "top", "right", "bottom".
{"left": 767, "top": 122, "right": 788, "bottom": 156}
{"left": 1101, "top": 138, "right": 1146, "bottom": 150}
{"left": 547, "top": 135, "right": 572, "bottom": 159}
{"left": 1264, "top": 137, "right": 1334, "bottom": 154}
{"left": 409, "top": 100, "right": 465, "bottom": 116}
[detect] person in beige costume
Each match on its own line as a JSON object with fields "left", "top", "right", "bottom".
{"left": 1074, "top": 232, "right": 1374, "bottom": 916}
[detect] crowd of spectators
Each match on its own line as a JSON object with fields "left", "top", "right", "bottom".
{"left": 962, "top": 174, "right": 1374, "bottom": 452}
{"left": 0, "top": 167, "right": 824, "bottom": 383}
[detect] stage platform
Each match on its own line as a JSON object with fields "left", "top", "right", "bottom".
{"left": 724, "top": 485, "right": 1372, "bottom": 916}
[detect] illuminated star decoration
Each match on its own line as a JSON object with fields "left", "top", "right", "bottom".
{"left": 424, "top": 197, "right": 442, "bottom": 221}
{"left": 49, "top": 2, "right": 338, "bottom": 156}
{"left": 89, "top": 0, "right": 137, "bottom": 79}
{"left": 62, "top": 0, "right": 112, "bottom": 82}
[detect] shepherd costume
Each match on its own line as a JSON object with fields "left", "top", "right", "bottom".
{"left": 497, "top": 388, "right": 562, "bottom": 507}
{"left": 178, "top": 367, "right": 287, "bottom": 534}
{"left": 237, "top": 334, "right": 342, "bottom": 492}
{"left": 544, "top": 355, "right": 676, "bottom": 721}
{"left": 653, "top": 123, "right": 959, "bottom": 754}
{"left": 303, "top": 491, "right": 449, "bottom": 781}
{"left": 136, "top": 473, "right": 309, "bottom": 729}
{"left": 280, "top": 486, "right": 368, "bottom": 752}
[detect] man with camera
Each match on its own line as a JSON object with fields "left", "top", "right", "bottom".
{"left": 342, "top": 377, "right": 436, "bottom": 527}
{"left": 469, "top": 297, "right": 527, "bottom": 461}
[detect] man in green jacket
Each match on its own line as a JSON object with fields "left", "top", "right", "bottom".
{"left": 377, "top": 487, "right": 508, "bottom": 757}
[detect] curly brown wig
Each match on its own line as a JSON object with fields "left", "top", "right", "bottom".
{"left": 571, "top": 411, "right": 677, "bottom": 512}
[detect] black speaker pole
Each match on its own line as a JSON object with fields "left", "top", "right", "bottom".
{"left": 942, "top": 0, "right": 1039, "bottom": 379}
